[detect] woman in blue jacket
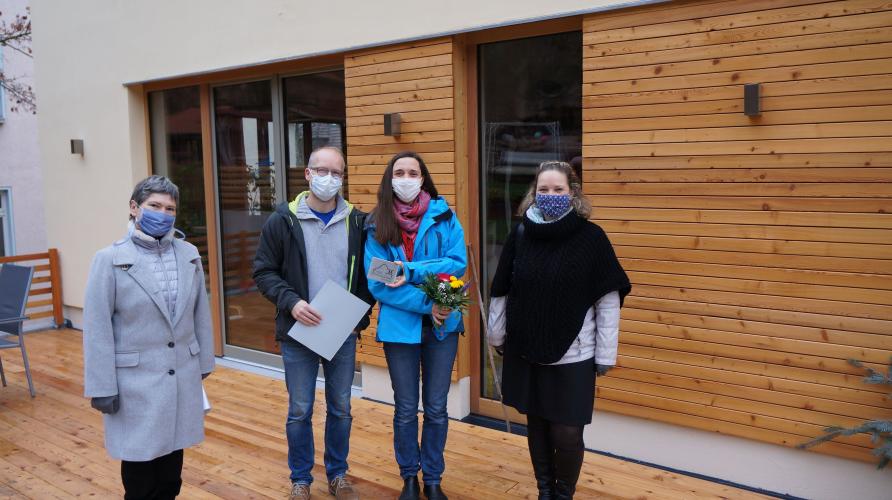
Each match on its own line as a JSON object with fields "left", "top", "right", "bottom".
{"left": 365, "top": 151, "right": 466, "bottom": 500}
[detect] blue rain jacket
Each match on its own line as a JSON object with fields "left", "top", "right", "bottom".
{"left": 365, "top": 196, "right": 467, "bottom": 343}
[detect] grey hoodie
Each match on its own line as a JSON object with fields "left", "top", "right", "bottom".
{"left": 295, "top": 195, "right": 351, "bottom": 301}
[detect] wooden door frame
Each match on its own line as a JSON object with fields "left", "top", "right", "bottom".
{"left": 461, "top": 16, "right": 583, "bottom": 420}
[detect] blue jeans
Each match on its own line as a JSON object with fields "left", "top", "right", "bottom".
{"left": 383, "top": 328, "right": 458, "bottom": 485}
{"left": 280, "top": 334, "right": 356, "bottom": 485}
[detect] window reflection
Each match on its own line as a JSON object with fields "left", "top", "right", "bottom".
{"left": 479, "top": 32, "right": 583, "bottom": 400}
{"left": 213, "top": 81, "right": 277, "bottom": 354}
{"left": 148, "top": 86, "right": 210, "bottom": 287}
{"left": 282, "top": 70, "right": 347, "bottom": 201}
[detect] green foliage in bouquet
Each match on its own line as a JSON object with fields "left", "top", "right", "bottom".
{"left": 798, "top": 358, "right": 892, "bottom": 469}
{"left": 417, "top": 273, "right": 472, "bottom": 313}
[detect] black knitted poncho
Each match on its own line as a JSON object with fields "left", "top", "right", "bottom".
{"left": 490, "top": 212, "right": 631, "bottom": 364}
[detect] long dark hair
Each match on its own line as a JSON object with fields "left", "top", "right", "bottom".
{"left": 371, "top": 151, "right": 440, "bottom": 246}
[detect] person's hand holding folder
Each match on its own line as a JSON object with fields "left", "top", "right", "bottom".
{"left": 291, "top": 299, "right": 323, "bottom": 326}
{"left": 288, "top": 280, "right": 372, "bottom": 360}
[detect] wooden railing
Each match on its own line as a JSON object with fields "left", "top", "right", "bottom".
{"left": 0, "top": 249, "right": 65, "bottom": 327}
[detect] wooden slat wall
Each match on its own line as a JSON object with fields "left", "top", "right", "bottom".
{"left": 583, "top": 0, "right": 892, "bottom": 462}
{"left": 344, "top": 39, "right": 463, "bottom": 378}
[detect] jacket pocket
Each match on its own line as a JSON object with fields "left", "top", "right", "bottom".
{"left": 188, "top": 340, "right": 201, "bottom": 356}
{"left": 114, "top": 351, "right": 139, "bottom": 368}
{"left": 436, "top": 231, "right": 442, "bottom": 256}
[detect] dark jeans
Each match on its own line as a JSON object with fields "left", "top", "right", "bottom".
{"left": 281, "top": 334, "right": 357, "bottom": 485}
{"left": 383, "top": 328, "right": 458, "bottom": 485}
{"left": 121, "top": 449, "right": 184, "bottom": 500}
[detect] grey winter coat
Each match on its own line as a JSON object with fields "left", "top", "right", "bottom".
{"left": 83, "top": 230, "right": 215, "bottom": 461}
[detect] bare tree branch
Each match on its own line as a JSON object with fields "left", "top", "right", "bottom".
{"left": 0, "top": 10, "right": 32, "bottom": 48}
{"left": 0, "top": 78, "right": 36, "bottom": 114}
{"left": 0, "top": 8, "right": 36, "bottom": 113}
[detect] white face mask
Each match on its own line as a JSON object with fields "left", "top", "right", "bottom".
{"left": 309, "top": 172, "right": 342, "bottom": 202}
{"left": 392, "top": 177, "right": 423, "bottom": 203}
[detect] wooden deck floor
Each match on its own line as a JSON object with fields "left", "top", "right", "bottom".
{"left": 0, "top": 329, "right": 771, "bottom": 499}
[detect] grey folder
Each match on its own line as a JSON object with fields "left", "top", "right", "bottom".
{"left": 287, "top": 280, "right": 372, "bottom": 360}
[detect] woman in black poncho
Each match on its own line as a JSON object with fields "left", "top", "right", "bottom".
{"left": 487, "top": 161, "right": 631, "bottom": 500}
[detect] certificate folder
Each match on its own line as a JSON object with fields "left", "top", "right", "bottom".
{"left": 287, "top": 280, "right": 372, "bottom": 360}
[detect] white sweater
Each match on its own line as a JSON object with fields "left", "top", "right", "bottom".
{"left": 487, "top": 290, "right": 621, "bottom": 365}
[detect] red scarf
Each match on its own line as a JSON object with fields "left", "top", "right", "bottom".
{"left": 393, "top": 191, "right": 431, "bottom": 261}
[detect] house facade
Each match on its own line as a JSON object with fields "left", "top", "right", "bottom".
{"left": 0, "top": 0, "right": 45, "bottom": 257}
{"left": 32, "top": 1, "right": 892, "bottom": 498}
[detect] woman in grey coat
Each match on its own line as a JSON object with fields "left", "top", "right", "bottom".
{"left": 83, "top": 175, "right": 215, "bottom": 499}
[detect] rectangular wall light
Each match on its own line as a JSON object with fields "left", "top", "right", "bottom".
{"left": 384, "top": 113, "right": 401, "bottom": 136}
{"left": 744, "top": 84, "right": 761, "bottom": 117}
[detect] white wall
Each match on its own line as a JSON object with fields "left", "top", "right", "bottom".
{"left": 30, "top": 0, "right": 650, "bottom": 308}
{"left": 585, "top": 410, "right": 892, "bottom": 500}
{"left": 0, "top": 0, "right": 46, "bottom": 255}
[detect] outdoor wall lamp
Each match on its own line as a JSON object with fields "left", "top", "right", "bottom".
{"left": 744, "top": 83, "right": 761, "bottom": 117}
{"left": 384, "top": 113, "right": 401, "bottom": 136}
{"left": 70, "top": 139, "right": 84, "bottom": 155}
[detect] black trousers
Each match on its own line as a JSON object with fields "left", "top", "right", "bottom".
{"left": 527, "top": 415, "right": 585, "bottom": 499}
{"left": 121, "top": 449, "right": 184, "bottom": 500}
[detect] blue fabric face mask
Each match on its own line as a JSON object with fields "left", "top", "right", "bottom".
{"left": 137, "top": 208, "right": 175, "bottom": 237}
{"left": 535, "top": 193, "right": 572, "bottom": 219}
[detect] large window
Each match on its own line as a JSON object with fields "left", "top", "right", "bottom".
{"left": 478, "top": 31, "right": 583, "bottom": 400}
{"left": 282, "top": 70, "right": 347, "bottom": 201}
{"left": 213, "top": 80, "right": 277, "bottom": 355}
{"left": 148, "top": 71, "right": 349, "bottom": 365}
{"left": 148, "top": 86, "right": 209, "bottom": 281}
{"left": 211, "top": 72, "right": 348, "bottom": 360}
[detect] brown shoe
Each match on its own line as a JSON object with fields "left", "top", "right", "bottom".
{"left": 328, "top": 475, "right": 359, "bottom": 500}
{"left": 289, "top": 482, "right": 311, "bottom": 500}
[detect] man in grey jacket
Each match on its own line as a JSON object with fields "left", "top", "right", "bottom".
{"left": 253, "top": 147, "right": 373, "bottom": 500}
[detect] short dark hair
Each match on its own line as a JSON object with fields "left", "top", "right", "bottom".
{"left": 129, "top": 175, "right": 180, "bottom": 220}
{"left": 371, "top": 151, "right": 439, "bottom": 246}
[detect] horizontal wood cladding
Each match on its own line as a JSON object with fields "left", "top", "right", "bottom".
{"left": 344, "top": 39, "right": 459, "bottom": 374}
{"left": 583, "top": 0, "right": 892, "bottom": 463}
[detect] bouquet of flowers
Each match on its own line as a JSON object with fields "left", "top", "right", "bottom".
{"left": 418, "top": 273, "right": 472, "bottom": 314}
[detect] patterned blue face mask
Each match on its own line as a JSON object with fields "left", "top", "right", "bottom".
{"left": 137, "top": 208, "right": 175, "bottom": 237}
{"left": 535, "top": 193, "right": 572, "bottom": 219}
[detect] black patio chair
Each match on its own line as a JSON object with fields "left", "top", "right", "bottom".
{"left": 0, "top": 263, "right": 36, "bottom": 397}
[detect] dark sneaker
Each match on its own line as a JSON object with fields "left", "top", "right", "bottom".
{"left": 328, "top": 475, "right": 359, "bottom": 500}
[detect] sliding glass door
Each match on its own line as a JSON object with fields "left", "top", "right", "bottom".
{"left": 478, "top": 32, "right": 583, "bottom": 404}
{"left": 207, "top": 71, "right": 347, "bottom": 366}
{"left": 213, "top": 80, "right": 278, "bottom": 356}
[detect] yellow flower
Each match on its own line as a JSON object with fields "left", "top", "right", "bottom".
{"left": 449, "top": 275, "right": 457, "bottom": 281}
{"left": 450, "top": 280, "right": 463, "bottom": 289}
